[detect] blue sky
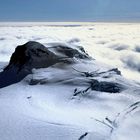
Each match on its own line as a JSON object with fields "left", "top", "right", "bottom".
{"left": 0, "top": 0, "right": 140, "bottom": 21}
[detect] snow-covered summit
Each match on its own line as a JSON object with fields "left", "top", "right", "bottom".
{"left": 0, "top": 40, "right": 140, "bottom": 140}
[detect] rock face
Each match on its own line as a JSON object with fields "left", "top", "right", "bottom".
{"left": 0, "top": 41, "right": 59, "bottom": 88}
{"left": 89, "top": 79, "right": 122, "bottom": 93}
{"left": 48, "top": 45, "right": 90, "bottom": 59}
{"left": 0, "top": 41, "right": 90, "bottom": 88}
{"left": 4, "top": 41, "right": 59, "bottom": 71}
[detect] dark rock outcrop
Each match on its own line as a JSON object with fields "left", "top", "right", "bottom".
{"left": 4, "top": 41, "right": 59, "bottom": 71}
{"left": 89, "top": 79, "right": 123, "bottom": 93}
{"left": 0, "top": 41, "right": 59, "bottom": 88}
{"left": 72, "top": 79, "right": 123, "bottom": 96}
{"left": 0, "top": 41, "right": 90, "bottom": 88}
{"left": 48, "top": 44, "right": 90, "bottom": 59}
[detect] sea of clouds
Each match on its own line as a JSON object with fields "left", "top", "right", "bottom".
{"left": 0, "top": 22, "right": 140, "bottom": 81}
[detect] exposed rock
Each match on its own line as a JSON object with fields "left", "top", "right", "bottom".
{"left": 104, "top": 68, "right": 121, "bottom": 75}
{"left": 48, "top": 44, "right": 90, "bottom": 59}
{"left": 0, "top": 41, "right": 59, "bottom": 88}
{"left": 29, "top": 78, "right": 48, "bottom": 85}
{"left": 4, "top": 41, "right": 59, "bottom": 71}
{"left": 78, "top": 132, "right": 88, "bottom": 140}
{"left": 99, "top": 68, "right": 121, "bottom": 78}
{"left": 72, "top": 79, "right": 123, "bottom": 96}
{"left": 89, "top": 79, "right": 123, "bottom": 93}
{"left": 0, "top": 41, "right": 90, "bottom": 88}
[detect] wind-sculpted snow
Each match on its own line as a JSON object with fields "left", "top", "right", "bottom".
{"left": 0, "top": 23, "right": 140, "bottom": 140}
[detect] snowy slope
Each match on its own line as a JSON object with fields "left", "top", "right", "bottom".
{"left": 0, "top": 22, "right": 140, "bottom": 140}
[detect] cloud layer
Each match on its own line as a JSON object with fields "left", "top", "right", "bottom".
{"left": 0, "top": 22, "right": 140, "bottom": 81}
